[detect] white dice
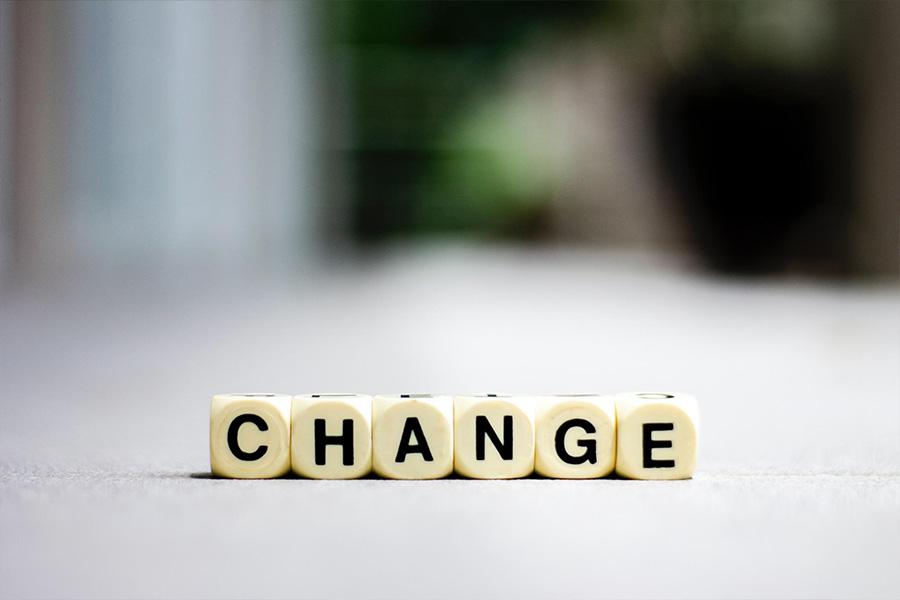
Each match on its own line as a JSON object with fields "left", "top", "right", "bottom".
{"left": 209, "top": 391, "right": 699, "bottom": 480}
{"left": 210, "top": 393, "right": 292, "bottom": 479}
{"left": 291, "top": 394, "right": 373, "bottom": 479}
{"left": 614, "top": 392, "right": 700, "bottom": 480}
{"left": 534, "top": 394, "right": 616, "bottom": 479}
{"left": 453, "top": 394, "right": 535, "bottom": 479}
{"left": 373, "top": 394, "right": 454, "bottom": 479}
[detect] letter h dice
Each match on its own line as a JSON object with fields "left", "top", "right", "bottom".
{"left": 291, "top": 394, "right": 373, "bottom": 479}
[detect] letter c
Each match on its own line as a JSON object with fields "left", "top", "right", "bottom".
{"left": 227, "top": 414, "right": 269, "bottom": 461}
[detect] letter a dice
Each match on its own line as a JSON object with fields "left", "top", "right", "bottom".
{"left": 373, "top": 394, "right": 454, "bottom": 479}
{"left": 534, "top": 394, "right": 616, "bottom": 479}
{"left": 210, "top": 393, "right": 292, "bottom": 479}
{"left": 454, "top": 395, "right": 535, "bottom": 479}
{"left": 292, "top": 394, "right": 373, "bottom": 479}
{"left": 615, "top": 392, "right": 699, "bottom": 480}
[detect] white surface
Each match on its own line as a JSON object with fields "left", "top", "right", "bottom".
{"left": 1, "top": 247, "right": 898, "bottom": 598}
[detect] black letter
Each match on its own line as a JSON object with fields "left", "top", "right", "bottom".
{"left": 643, "top": 423, "right": 675, "bottom": 468}
{"left": 554, "top": 418, "right": 597, "bottom": 465}
{"left": 475, "top": 415, "right": 513, "bottom": 460}
{"left": 315, "top": 419, "right": 354, "bottom": 466}
{"left": 227, "top": 414, "right": 269, "bottom": 461}
{"left": 395, "top": 417, "right": 434, "bottom": 463}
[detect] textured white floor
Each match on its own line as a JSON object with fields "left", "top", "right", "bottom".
{"left": 1, "top": 247, "right": 898, "bottom": 599}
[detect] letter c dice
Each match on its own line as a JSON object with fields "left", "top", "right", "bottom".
{"left": 210, "top": 393, "right": 292, "bottom": 479}
{"left": 615, "top": 392, "right": 699, "bottom": 480}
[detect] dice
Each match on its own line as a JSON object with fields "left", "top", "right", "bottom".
{"left": 534, "top": 394, "right": 616, "bottom": 479}
{"left": 372, "top": 394, "right": 454, "bottom": 479}
{"left": 291, "top": 394, "right": 373, "bottom": 479}
{"left": 209, "top": 391, "right": 699, "bottom": 480}
{"left": 210, "top": 393, "right": 292, "bottom": 479}
{"left": 453, "top": 394, "right": 535, "bottom": 479}
{"left": 614, "top": 392, "right": 700, "bottom": 480}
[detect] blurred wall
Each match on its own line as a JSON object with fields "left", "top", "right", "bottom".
{"left": 0, "top": 1, "right": 13, "bottom": 279}
{"left": 2, "top": 1, "right": 896, "bottom": 286}
{"left": 855, "top": 1, "right": 900, "bottom": 276}
{"left": 4, "top": 0, "right": 321, "bottom": 285}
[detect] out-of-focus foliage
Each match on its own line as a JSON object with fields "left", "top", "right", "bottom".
{"left": 325, "top": 1, "right": 608, "bottom": 240}
{"left": 325, "top": 0, "right": 849, "bottom": 270}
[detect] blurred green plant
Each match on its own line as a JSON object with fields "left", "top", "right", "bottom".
{"left": 324, "top": 0, "right": 841, "bottom": 243}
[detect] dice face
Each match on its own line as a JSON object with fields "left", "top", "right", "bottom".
{"left": 453, "top": 395, "right": 535, "bottom": 479}
{"left": 291, "top": 394, "right": 373, "bottom": 479}
{"left": 534, "top": 395, "right": 616, "bottom": 479}
{"left": 615, "top": 392, "right": 699, "bottom": 480}
{"left": 210, "top": 393, "right": 292, "bottom": 479}
{"left": 373, "top": 394, "right": 454, "bottom": 479}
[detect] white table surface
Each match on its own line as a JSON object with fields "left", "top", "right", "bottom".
{"left": 1, "top": 247, "right": 898, "bottom": 599}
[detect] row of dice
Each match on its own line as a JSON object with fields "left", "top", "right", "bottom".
{"left": 210, "top": 392, "right": 699, "bottom": 480}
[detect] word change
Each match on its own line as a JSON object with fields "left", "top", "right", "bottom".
{"left": 209, "top": 393, "right": 699, "bottom": 480}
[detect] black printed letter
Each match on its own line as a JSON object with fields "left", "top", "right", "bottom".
{"left": 227, "top": 414, "right": 269, "bottom": 461}
{"left": 475, "top": 415, "right": 513, "bottom": 461}
{"left": 315, "top": 418, "right": 354, "bottom": 466}
{"left": 643, "top": 423, "right": 675, "bottom": 468}
{"left": 395, "top": 417, "right": 434, "bottom": 463}
{"left": 554, "top": 418, "right": 597, "bottom": 465}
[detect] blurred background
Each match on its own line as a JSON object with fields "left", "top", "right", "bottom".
{"left": 0, "top": 0, "right": 897, "bottom": 283}
{"left": 1, "top": 0, "right": 897, "bottom": 486}
{"left": 1, "top": 3, "right": 899, "bottom": 598}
